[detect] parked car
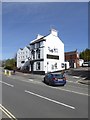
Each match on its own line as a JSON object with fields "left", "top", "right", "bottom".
{"left": 44, "top": 73, "right": 66, "bottom": 86}
{"left": 82, "top": 62, "right": 90, "bottom": 67}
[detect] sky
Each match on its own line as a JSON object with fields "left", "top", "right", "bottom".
{"left": 2, "top": 2, "right": 88, "bottom": 60}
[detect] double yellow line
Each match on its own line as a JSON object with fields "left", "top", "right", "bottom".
{"left": 0, "top": 104, "right": 17, "bottom": 120}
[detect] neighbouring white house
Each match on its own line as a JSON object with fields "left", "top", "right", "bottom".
{"left": 79, "top": 59, "right": 84, "bottom": 66}
{"left": 17, "top": 29, "right": 65, "bottom": 74}
{"left": 17, "top": 46, "right": 30, "bottom": 69}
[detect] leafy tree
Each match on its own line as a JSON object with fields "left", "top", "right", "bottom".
{"left": 79, "top": 48, "right": 90, "bottom": 61}
{"left": 4, "top": 58, "right": 16, "bottom": 70}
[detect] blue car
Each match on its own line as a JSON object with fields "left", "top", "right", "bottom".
{"left": 44, "top": 73, "right": 66, "bottom": 86}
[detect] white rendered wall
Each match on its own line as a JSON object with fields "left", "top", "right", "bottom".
{"left": 43, "top": 30, "right": 65, "bottom": 73}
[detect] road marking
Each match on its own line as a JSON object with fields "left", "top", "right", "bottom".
{"left": 28, "top": 79, "right": 41, "bottom": 84}
{"left": 82, "top": 77, "right": 87, "bottom": 80}
{"left": 5, "top": 75, "right": 88, "bottom": 96}
{"left": 27, "top": 80, "right": 89, "bottom": 95}
{"left": 25, "top": 90, "right": 75, "bottom": 110}
{"left": 47, "top": 86, "right": 89, "bottom": 96}
{"left": 0, "top": 104, "right": 17, "bottom": 120}
{"left": 73, "top": 76, "right": 80, "bottom": 79}
{"left": 66, "top": 80, "right": 77, "bottom": 83}
{"left": 0, "top": 81, "right": 14, "bottom": 87}
{"left": 28, "top": 79, "right": 33, "bottom": 82}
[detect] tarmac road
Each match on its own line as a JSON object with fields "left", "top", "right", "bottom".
{"left": 1, "top": 73, "right": 88, "bottom": 118}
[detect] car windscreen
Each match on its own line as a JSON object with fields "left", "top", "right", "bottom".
{"left": 53, "top": 74, "right": 63, "bottom": 78}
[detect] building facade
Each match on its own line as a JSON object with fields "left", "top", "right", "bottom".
{"left": 17, "top": 29, "right": 65, "bottom": 74}
{"left": 17, "top": 46, "right": 30, "bottom": 69}
{"left": 65, "top": 50, "right": 80, "bottom": 68}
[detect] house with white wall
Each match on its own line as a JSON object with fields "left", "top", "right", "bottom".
{"left": 17, "top": 46, "right": 30, "bottom": 69}
{"left": 17, "top": 29, "right": 65, "bottom": 74}
{"left": 29, "top": 29, "right": 65, "bottom": 74}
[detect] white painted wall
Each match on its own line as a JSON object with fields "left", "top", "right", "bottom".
{"left": 17, "top": 47, "right": 30, "bottom": 68}
{"left": 43, "top": 29, "right": 65, "bottom": 73}
{"left": 17, "top": 29, "right": 65, "bottom": 74}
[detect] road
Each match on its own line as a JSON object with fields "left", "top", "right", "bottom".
{"left": 0, "top": 69, "right": 89, "bottom": 119}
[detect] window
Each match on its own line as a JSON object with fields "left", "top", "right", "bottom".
{"left": 51, "top": 65, "right": 54, "bottom": 70}
{"left": 36, "top": 49, "right": 40, "bottom": 59}
{"left": 55, "top": 63, "right": 57, "bottom": 69}
{"left": 31, "top": 50, "right": 35, "bottom": 59}
{"left": 36, "top": 42, "right": 40, "bottom": 48}
{"left": 33, "top": 52, "right": 35, "bottom": 59}
{"left": 47, "top": 54, "right": 59, "bottom": 60}
{"left": 61, "top": 63, "right": 65, "bottom": 68}
{"left": 31, "top": 44, "right": 35, "bottom": 49}
{"left": 21, "top": 61, "right": 25, "bottom": 63}
{"left": 36, "top": 62, "right": 40, "bottom": 70}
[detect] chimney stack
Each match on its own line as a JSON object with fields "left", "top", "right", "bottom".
{"left": 51, "top": 29, "right": 58, "bottom": 37}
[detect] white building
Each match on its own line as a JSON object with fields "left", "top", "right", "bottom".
{"left": 17, "top": 46, "right": 30, "bottom": 69}
{"left": 17, "top": 29, "right": 65, "bottom": 74}
{"left": 79, "top": 59, "right": 84, "bottom": 66}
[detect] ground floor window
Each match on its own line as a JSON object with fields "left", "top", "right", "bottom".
{"left": 36, "top": 62, "right": 40, "bottom": 70}
{"left": 21, "top": 61, "right": 25, "bottom": 63}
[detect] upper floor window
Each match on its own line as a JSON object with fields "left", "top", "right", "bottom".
{"left": 31, "top": 44, "right": 35, "bottom": 49}
{"left": 36, "top": 42, "right": 40, "bottom": 48}
{"left": 36, "top": 49, "right": 40, "bottom": 59}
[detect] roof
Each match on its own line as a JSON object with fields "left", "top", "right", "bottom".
{"left": 30, "top": 36, "right": 46, "bottom": 45}
{"left": 26, "top": 46, "right": 30, "bottom": 50}
{"left": 20, "top": 48, "right": 23, "bottom": 50}
{"left": 65, "top": 50, "right": 78, "bottom": 55}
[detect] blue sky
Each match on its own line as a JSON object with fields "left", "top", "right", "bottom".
{"left": 2, "top": 2, "right": 88, "bottom": 60}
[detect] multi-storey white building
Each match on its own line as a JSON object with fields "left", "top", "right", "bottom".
{"left": 17, "top": 46, "right": 30, "bottom": 69}
{"left": 17, "top": 29, "right": 65, "bottom": 74}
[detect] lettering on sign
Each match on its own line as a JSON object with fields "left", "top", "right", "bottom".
{"left": 48, "top": 47, "right": 58, "bottom": 53}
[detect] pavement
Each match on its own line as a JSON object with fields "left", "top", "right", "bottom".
{"left": 2, "top": 67, "right": 90, "bottom": 85}
{"left": 67, "top": 67, "right": 90, "bottom": 85}
{"left": 15, "top": 68, "right": 90, "bottom": 85}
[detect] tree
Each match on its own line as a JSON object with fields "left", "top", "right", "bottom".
{"left": 4, "top": 58, "right": 16, "bottom": 70}
{"left": 79, "top": 48, "right": 90, "bottom": 61}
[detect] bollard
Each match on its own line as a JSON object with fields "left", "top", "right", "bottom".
{"left": 8, "top": 71, "right": 11, "bottom": 76}
{"left": 4, "top": 70, "right": 7, "bottom": 75}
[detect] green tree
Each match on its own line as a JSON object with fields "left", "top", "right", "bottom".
{"left": 79, "top": 48, "right": 90, "bottom": 61}
{"left": 4, "top": 58, "right": 16, "bottom": 70}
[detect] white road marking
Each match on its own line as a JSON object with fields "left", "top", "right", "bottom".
{"left": 0, "top": 81, "right": 14, "bottom": 87}
{"left": 0, "top": 104, "right": 17, "bottom": 120}
{"left": 28, "top": 79, "right": 41, "bottom": 84}
{"left": 25, "top": 90, "right": 75, "bottom": 110}
{"left": 5, "top": 76, "right": 88, "bottom": 96}
{"left": 47, "top": 86, "right": 89, "bottom": 96}
{"left": 28, "top": 79, "right": 34, "bottom": 82}
{"left": 82, "top": 77, "right": 87, "bottom": 80}
{"left": 27, "top": 79, "right": 89, "bottom": 96}
{"left": 73, "top": 76, "right": 80, "bottom": 79}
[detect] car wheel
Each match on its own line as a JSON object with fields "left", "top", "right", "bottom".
{"left": 49, "top": 81, "right": 52, "bottom": 86}
{"left": 44, "top": 77, "right": 46, "bottom": 83}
